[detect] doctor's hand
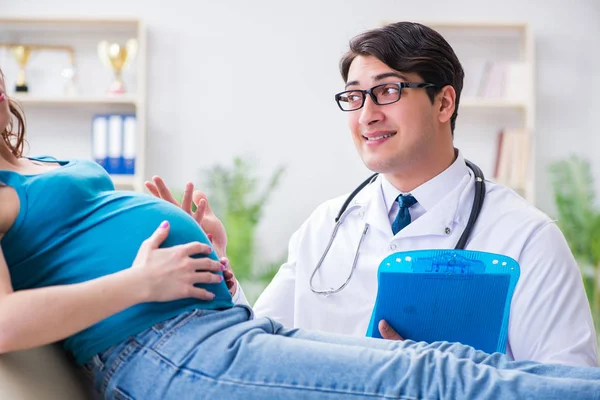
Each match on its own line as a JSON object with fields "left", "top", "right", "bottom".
{"left": 378, "top": 320, "right": 404, "bottom": 341}
{"left": 145, "top": 176, "right": 228, "bottom": 258}
{"left": 219, "top": 257, "right": 238, "bottom": 297}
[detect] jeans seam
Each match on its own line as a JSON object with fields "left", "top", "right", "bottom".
{"left": 113, "top": 386, "right": 135, "bottom": 400}
{"left": 100, "top": 339, "right": 141, "bottom": 395}
{"left": 267, "top": 317, "right": 278, "bottom": 334}
{"left": 142, "top": 348, "right": 421, "bottom": 400}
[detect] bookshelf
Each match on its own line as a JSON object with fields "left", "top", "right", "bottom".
{"left": 431, "top": 21, "right": 535, "bottom": 204}
{"left": 383, "top": 21, "right": 536, "bottom": 203}
{"left": 0, "top": 17, "right": 147, "bottom": 191}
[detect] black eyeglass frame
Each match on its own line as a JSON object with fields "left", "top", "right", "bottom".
{"left": 334, "top": 82, "right": 438, "bottom": 111}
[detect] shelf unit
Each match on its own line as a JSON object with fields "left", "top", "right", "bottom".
{"left": 459, "top": 97, "right": 528, "bottom": 110}
{"left": 382, "top": 21, "right": 536, "bottom": 204}
{"left": 0, "top": 17, "right": 147, "bottom": 191}
{"left": 433, "top": 21, "right": 535, "bottom": 204}
{"left": 11, "top": 94, "right": 138, "bottom": 106}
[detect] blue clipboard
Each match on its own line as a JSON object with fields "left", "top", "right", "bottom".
{"left": 366, "top": 249, "right": 520, "bottom": 354}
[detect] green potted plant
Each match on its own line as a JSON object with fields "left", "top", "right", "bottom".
{"left": 202, "top": 156, "right": 286, "bottom": 304}
{"left": 548, "top": 155, "right": 600, "bottom": 339}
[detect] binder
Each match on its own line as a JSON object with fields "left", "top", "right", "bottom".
{"left": 122, "top": 114, "right": 136, "bottom": 175}
{"left": 91, "top": 115, "right": 108, "bottom": 169}
{"left": 107, "top": 114, "right": 124, "bottom": 174}
{"left": 366, "top": 250, "right": 520, "bottom": 354}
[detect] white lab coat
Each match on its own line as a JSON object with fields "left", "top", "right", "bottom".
{"left": 253, "top": 158, "right": 599, "bottom": 366}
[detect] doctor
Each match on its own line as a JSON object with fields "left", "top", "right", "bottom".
{"left": 148, "top": 21, "right": 598, "bottom": 366}
{"left": 252, "top": 21, "right": 598, "bottom": 366}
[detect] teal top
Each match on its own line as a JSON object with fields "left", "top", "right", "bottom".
{"left": 0, "top": 157, "right": 233, "bottom": 365}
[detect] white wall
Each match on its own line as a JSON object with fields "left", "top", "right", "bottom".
{"left": 2, "top": 0, "right": 599, "bottom": 263}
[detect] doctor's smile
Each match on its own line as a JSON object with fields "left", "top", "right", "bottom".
{"left": 363, "top": 130, "right": 397, "bottom": 144}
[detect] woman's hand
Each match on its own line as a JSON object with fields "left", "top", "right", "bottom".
{"left": 131, "top": 221, "right": 225, "bottom": 302}
{"left": 145, "top": 177, "right": 228, "bottom": 258}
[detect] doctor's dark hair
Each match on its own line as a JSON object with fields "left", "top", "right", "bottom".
{"left": 339, "top": 21, "right": 464, "bottom": 134}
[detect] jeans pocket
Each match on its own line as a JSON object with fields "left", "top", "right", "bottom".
{"left": 113, "top": 386, "right": 135, "bottom": 400}
{"left": 99, "top": 339, "right": 140, "bottom": 395}
{"left": 152, "top": 309, "right": 202, "bottom": 351}
{"left": 151, "top": 309, "right": 201, "bottom": 334}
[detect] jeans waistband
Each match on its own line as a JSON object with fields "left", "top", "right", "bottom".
{"left": 84, "top": 305, "right": 253, "bottom": 372}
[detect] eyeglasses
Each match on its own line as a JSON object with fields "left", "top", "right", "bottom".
{"left": 334, "top": 82, "right": 437, "bottom": 112}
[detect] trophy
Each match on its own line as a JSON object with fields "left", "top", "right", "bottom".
{"left": 61, "top": 50, "right": 78, "bottom": 96}
{"left": 97, "top": 39, "right": 138, "bottom": 94}
{"left": 10, "top": 45, "right": 32, "bottom": 92}
{"left": 61, "top": 65, "right": 78, "bottom": 96}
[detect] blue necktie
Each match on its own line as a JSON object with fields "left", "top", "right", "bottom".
{"left": 391, "top": 194, "right": 418, "bottom": 235}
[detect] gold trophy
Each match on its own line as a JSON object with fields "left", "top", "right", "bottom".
{"left": 10, "top": 45, "right": 32, "bottom": 92}
{"left": 97, "top": 39, "right": 138, "bottom": 94}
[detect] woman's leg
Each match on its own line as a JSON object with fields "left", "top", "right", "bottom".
{"left": 91, "top": 307, "right": 600, "bottom": 400}
{"left": 277, "top": 326, "right": 599, "bottom": 380}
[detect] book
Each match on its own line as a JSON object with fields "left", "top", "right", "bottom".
{"left": 476, "top": 61, "right": 529, "bottom": 102}
{"left": 493, "top": 129, "right": 531, "bottom": 196}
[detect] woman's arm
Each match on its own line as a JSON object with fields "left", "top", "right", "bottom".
{"left": 0, "top": 221, "right": 224, "bottom": 354}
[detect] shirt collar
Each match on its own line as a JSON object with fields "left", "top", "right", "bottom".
{"left": 380, "top": 149, "right": 470, "bottom": 213}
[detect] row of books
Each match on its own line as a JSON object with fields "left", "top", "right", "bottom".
{"left": 92, "top": 114, "right": 136, "bottom": 175}
{"left": 493, "top": 129, "right": 531, "bottom": 197}
{"left": 463, "top": 61, "right": 529, "bottom": 101}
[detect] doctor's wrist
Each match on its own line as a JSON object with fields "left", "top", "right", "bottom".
{"left": 214, "top": 247, "right": 226, "bottom": 259}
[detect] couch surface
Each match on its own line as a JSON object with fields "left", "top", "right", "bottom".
{"left": 0, "top": 344, "right": 96, "bottom": 399}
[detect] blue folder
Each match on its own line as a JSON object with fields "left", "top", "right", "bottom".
{"left": 366, "top": 250, "right": 520, "bottom": 354}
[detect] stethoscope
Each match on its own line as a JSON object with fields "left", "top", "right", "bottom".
{"left": 309, "top": 160, "right": 486, "bottom": 296}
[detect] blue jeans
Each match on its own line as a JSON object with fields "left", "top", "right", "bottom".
{"left": 83, "top": 306, "right": 600, "bottom": 400}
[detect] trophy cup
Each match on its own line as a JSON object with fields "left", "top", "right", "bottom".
{"left": 61, "top": 65, "right": 78, "bottom": 96}
{"left": 61, "top": 51, "right": 78, "bottom": 96}
{"left": 10, "top": 45, "right": 32, "bottom": 93}
{"left": 97, "top": 39, "right": 138, "bottom": 94}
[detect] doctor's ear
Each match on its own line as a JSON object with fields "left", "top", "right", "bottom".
{"left": 436, "top": 85, "right": 456, "bottom": 125}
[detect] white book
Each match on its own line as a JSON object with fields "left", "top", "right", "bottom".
{"left": 503, "top": 63, "right": 529, "bottom": 103}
